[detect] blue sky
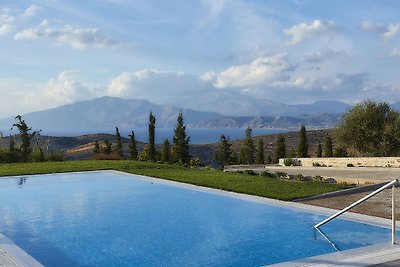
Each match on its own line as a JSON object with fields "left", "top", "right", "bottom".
{"left": 1, "top": 0, "right": 400, "bottom": 117}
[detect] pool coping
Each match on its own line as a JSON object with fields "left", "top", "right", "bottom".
{"left": 0, "top": 170, "right": 399, "bottom": 266}
{"left": 0, "top": 232, "right": 43, "bottom": 267}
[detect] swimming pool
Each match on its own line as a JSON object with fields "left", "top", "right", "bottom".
{"left": 0, "top": 171, "right": 395, "bottom": 266}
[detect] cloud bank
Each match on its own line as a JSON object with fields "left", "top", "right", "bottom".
{"left": 15, "top": 20, "right": 132, "bottom": 49}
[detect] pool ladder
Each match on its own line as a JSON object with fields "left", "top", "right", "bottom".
{"left": 314, "top": 179, "right": 399, "bottom": 245}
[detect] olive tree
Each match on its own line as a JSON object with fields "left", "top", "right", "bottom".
{"left": 335, "top": 100, "right": 400, "bottom": 156}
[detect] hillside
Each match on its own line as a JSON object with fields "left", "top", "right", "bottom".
{"left": 0, "top": 128, "right": 333, "bottom": 163}
{"left": 193, "top": 114, "right": 341, "bottom": 129}
{"left": 0, "top": 96, "right": 221, "bottom": 132}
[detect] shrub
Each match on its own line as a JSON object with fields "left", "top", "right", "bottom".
{"left": 47, "top": 152, "right": 65, "bottom": 162}
{"left": 0, "top": 151, "right": 21, "bottom": 163}
{"left": 295, "top": 174, "right": 305, "bottom": 181}
{"left": 284, "top": 157, "right": 294, "bottom": 166}
{"left": 276, "top": 171, "right": 289, "bottom": 179}
{"left": 312, "top": 162, "right": 321, "bottom": 167}
{"left": 323, "top": 177, "right": 337, "bottom": 184}
{"left": 312, "top": 175, "right": 324, "bottom": 182}
{"left": 347, "top": 163, "right": 354, "bottom": 167}
{"left": 190, "top": 157, "right": 202, "bottom": 167}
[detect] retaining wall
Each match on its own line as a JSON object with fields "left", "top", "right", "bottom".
{"left": 278, "top": 157, "right": 400, "bottom": 168}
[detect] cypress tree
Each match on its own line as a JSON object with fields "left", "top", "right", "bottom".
{"left": 161, "top": 138, "right": 171, "bottom": 163}
{"left": 216, "top": 134, "right": 233, "bottom": 165}
{"left": 239, "top": 147, "right": 246, "bottom": 164}
{"left": 317, "top": 142, "right": 322, "bottom": 157}
{"left": 128, "top": 131, "right": 138, "bottom": 160}
{"left": 288, "top": 148, "right": 296, "bottom": 158}
{"left": 297, "top": 125, "right": 308, "bottom": 157}
{"left": 148, "top": 111, "right": 156, "bottom": 161}
{"left": 324, "top": 135, "right": 333, "bottom": 157}
{"left": 256, "top": 138, "right": 265, "bottom": 164}
{"left": 115, "top": 127, "right": 123, "bottom": 158}
{"left": 240, "top": 127, "right": 255, "bottom": 164}
{"left": 172, "top": 112, "right": 190, "bottom": 164}
{"left": 267, "top": 154, "right": 272, "bottom": 164}
{"left": 275, "top": 134, "right": 286, "bottom": 163}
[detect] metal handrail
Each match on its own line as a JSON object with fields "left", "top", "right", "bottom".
{"left": 314, "top": 179, "right": 398, "bottom": 244}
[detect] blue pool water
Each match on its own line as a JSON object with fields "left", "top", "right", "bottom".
{"left": 0, "top": 172, "right": 395, "bottom": 266}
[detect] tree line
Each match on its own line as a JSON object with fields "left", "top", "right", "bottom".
{"left": 92, "top": 111, "right": 193, "bottom": 165}
{"left": 2, "top": 100, "right": 399, "bottom": 165}
{"left": 217, "top": 99, "right": 400, "bottom": 165}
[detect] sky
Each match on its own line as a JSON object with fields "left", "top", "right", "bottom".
{"left": 1, "top": 0, "right": 400, "bottom": 118}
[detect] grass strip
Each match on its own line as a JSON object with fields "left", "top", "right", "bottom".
{"left": 0, "top": 160, "right": 352, "bottom": 201}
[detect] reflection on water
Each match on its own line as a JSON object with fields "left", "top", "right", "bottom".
{"left": 314, "top": 227, "right": 341, "bottom": 251}
{"left": 17, "top": 177, "right": 26, "bottom": 187}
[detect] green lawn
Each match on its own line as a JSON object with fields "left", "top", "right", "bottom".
{"left": 0, "top": 160, "right": 351, "bottom": 201}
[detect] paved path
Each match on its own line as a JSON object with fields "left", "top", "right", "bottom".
{"left": 225, "top": 165, "right": 400, "bottom": 184}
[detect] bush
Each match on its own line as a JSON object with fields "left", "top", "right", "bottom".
{"left": 312, "top": 175, "right": 324, "bottom": 182}
{"left": 0, "top": 151, "right": 21, "bottom": 163}
{"left": 323, "top": 177, "right": 337, "bottom": 184}
{"left": 47, "top": 152, "right": 65, "bottom": 162}
{"left": 276, "top": 171, "right": 289, "bottom": 179}
{"left": 190, "top": 157, "right": 202, "bottom": 167}
{"left": 284, "top": 158, "right": 294, "bottom": 166}
{"left": 295, "top": 174, "right": 306, "bottom": 181}
{"left": 347, "top": 163, "right": 354, "bottom": 167}
{"left": 312, "top": 162, "right": 321, "bottom": 167}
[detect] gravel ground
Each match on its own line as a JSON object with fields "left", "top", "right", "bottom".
{"left": 299, "top": 187, "right": 400, "bottom": 219}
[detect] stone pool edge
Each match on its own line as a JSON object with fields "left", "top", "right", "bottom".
{"left": 0, "top": 232, "right": 43, "bottom": 267}
{"left": 0, "top": 170, "right": 399, "bottom": 267}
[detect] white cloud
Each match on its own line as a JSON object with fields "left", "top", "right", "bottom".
{"left": 284, "top": 19, "right": 336, "bottom": 46}
{"left": 210, "top": 53, "right": 296, "bottom": 88}
{"left": 0, "top": 24, "right": 12, "bottom": 35}
{"left": 303, "top": 50, "right": 348, "bottom": 63}
{"left": 107, "top": 69, "right": 208, "bottom": 105}
{"left": 20, "top": 4, "right": 41, "bottom": 20}
{"left": 0, "top": 71, "right": 104, "bottom": 117}
{"left": 199, "top": 71, "right": 216, "bottom": 82}
{"left": 15, "top": 20, "right": 133, "bottom": 49}
{"left": 384, "top": 23, "right": 400, "bottom": 41}
{"left": 0, "top": 7, "right": 14, "bottom": 36}
{"left": 0, "top": 8, "right": 14, "bottom": 24}
{"left": 360, "top": 21, "right": 386, "bottom": 33}
{"left": 361, "top": 20, "right": 400, "bottom": 41}
{"left": 41, "top": 70, "right": 101, "bottom": 104}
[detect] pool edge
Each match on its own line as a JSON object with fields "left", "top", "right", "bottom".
{"left": 266, "top": 243, "right": 400, "bottom": 267}
{"left": 0, "top": 232, "right": 43, "bottom": 267}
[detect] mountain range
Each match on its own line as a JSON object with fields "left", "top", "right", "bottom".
{"left": 0, "top": 96, "right": 355, "bottom": 133}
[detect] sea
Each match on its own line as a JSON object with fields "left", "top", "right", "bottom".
{"left": 38, "top": 128, "right": 289, "bottom": 145}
